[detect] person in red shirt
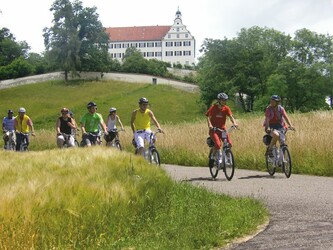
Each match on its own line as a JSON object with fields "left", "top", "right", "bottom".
{"left": 264, "top": 95, "right": 294, "bottom": 156}
{"left": 205, "top": 93, "right": 238, "bottom": 157}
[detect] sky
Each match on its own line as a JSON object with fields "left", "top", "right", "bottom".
{"left": 1, "top": 0, "right": 333, "bottom": 59}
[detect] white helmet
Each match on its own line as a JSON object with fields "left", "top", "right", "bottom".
{"left": 18, "top": 107, "right": 26, "bottom": 113}
{"left": 109, "top": 107, "right": 117, "bottom": 113}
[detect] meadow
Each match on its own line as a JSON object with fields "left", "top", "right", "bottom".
{"left": 0, "top": 79, "right": 331, "bottom": 248}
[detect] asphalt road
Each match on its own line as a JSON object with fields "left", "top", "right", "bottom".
{"left": 163, "top": 165, "right": 333, "bottom": 249}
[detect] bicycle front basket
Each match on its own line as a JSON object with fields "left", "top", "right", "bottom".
{"left": 206, "top": 137, "right": 214, "bottom": 147}
{"left": 263, "top": 134, "right": 272, "bottom": 146}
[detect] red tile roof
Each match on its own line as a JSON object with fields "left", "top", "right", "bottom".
{"left": 105, "top": 26, "right": 171, "bottom": 42}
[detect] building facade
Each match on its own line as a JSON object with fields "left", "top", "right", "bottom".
{"left": 105, "top": 9, "right": 196, "bottom": 66}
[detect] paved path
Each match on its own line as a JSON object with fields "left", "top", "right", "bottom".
{"left": 163, "top": 165, "right": 333, "bottom": 249}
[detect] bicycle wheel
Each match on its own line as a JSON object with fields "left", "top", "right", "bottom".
{"left": 282, "top": 146, "right": 292, "bottom": 178}
{"left": 266, "top": 154, "right": 276, "bottom": 176}
{"left": 115, "top": 142, "right": 122, "bottom": 151}
{"left": 150, "top": 149, "right": 160, "bottom": 166}
{"left": 208, "top": 151, "right": 219, "bottom": 179}
{"left": 223, "top": 149, "right": 235, "bottom": 181}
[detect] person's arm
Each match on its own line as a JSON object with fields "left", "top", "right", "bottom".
{"left": 228, "top": 114, "right": 238, "bottom": 127}
{"left": 14, "top": 119, "right": 18, "bottom": 132}
{"left": 130, "top": 110, "right": 137, "bottom": 133}
{"left": 206, "top": 115, "right": 213, "bottom": 130}
{"left": 80, "top": 122, "right": 86, "bottom": 135}
{"left": 283, "top": 112, "right": 294, "bottom": 129}
{"left": 2, "top": 119, "right": 6, "bottom": 132}
{"left": 149, "top": 110, "right": 163, "bottom": 132}
{"left": 56, "top": 118, "right": 61, "bottom": 135}
{"left": 27, "top": 118, "right": 35, "bottom": 136}
{"left": 116, "top": 115, "right": 124, "bottom": 130}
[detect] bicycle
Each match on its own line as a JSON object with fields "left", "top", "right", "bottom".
{"left": 207, "top": 125, "right": 238, "bottom": 180}
{"left": 80, "top": 132, "right": 102, "bottom": 147}
{"left": 134, "top": 129, "right": 162, "bottom": 166}
{"left": 60, "top": 133, "right": 79, "bottom": 148}
{"left": 17, "top": 132, "right": 30, "bottom": 152}
{"left": 105, "top": 129, "right": 123, "bottom": 151}
{"left": 264, "top": 127, "right": 295, "bottom": 178}
{"left": 3, "top": 130, "right": 16, "bottom": 151}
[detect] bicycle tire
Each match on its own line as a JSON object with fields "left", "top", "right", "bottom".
{"left": 282, "top": 146, "right": 292, "bottom": 178}
{"left": 223, "top": 149, "right": 235, "bottom": 181}
{"left": 266, "top": 154, "right": 276, "bottom": 176}
{"left": 150, "top": 149, "right": 160, "bottom": 166}
{"left": 208, "top": 151, "right": 219, "bottom": 179}
{"left": 116, "top": 142, "right": 122, "bottom": 151}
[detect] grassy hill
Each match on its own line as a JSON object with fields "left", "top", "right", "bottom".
{"left": 0, "top": 79, "right": 206, "bottom": 130}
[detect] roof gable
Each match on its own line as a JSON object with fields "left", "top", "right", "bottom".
{"left": 105, "top": 26, "right": 171, "bottom": 42}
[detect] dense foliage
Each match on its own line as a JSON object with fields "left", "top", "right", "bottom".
{"left": 197, "top": 27, "right": 333, "bottom": 112}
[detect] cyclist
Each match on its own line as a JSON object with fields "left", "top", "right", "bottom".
{"left": 2, "top": 109, "right": 16, "bottom": 149}
{"left": 56, "top": 107, "right": 77, "bottom": 148}
{"left": 104, "top": 107, "right": 125, "bottom": 146}
{"left": 14, "top": 107, "right": 35, "bottom": 151}
{"left": 131, "top": 97, "right": 163, "bottom": 156}
{"left": 80, "top": 102, "right": 108, "bottom": 146}
{"left": 264, "top": 95, "right": 295, "bottom": 156}
{"left": 205, "top": 93, "right": 238, "bottom": 161}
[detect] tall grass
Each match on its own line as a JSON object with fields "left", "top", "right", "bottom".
{"left": 10, "top": 110, "right": 333, "bottom": 177}
{"left": 0, "top": 147, "right": 267, "bottom": 249}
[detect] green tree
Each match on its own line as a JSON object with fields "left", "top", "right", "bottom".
{"left": 122, "top": 47, "right": 148, "bottom": 73}
{"left": 43, "top": 0, "right": 109, "bottom": 80}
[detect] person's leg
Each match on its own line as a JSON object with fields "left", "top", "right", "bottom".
{"left": 57, "top": 134, "right": 65, "bottom": 148}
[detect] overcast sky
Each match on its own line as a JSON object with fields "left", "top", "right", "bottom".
{"left": 1, "top": 0, "right": 333, "bottom": 58}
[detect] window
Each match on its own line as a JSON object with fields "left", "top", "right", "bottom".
{"left": 168, "top": 34, "right": 171, "bottom": 38}
{"left": 183, "top": 51, "right": 191, "bottom": 56}
{"left": 147, "top": 52, "right": 154, "bottom": 57}
{"left": 115, "top": 43, "right": 121, "bottom": 49}
{"left": 185, "top": 34, "right": 189, "bottom": 38}
{"left": 177, "top": 34, "right": 180, "bottom": 38}
{"left": 155, "top": 42, "right": 162, "bottom": 47}
{"left": 177, "top": 28, "right": 179, "bottom": 32}
{"left": 166, "top": 41, "right": 173, "bottom": 47}
{"left": 139, "top": 42, "right": 146, "bottom": 48}
{"left": 166, "top": 51, "right": 173, "bottom": 56}
{"left": 147, "top": 42, "right": 154, "bottom": 47}
{"left": 123, "top": 43, "right": 129, "bottom": 48}
{"left": 155, "top": 52, "right": 162, "bottom": 57}
{"left": 183, "top": 41, "right": 191, "bottom": 46}
{"left": 175, "top": 51, "right": 182, "bottom": 56}
{"left": 174, "top": 41, "right": 182, "bottom": 47}
{"left": 131, "top": 43, "right": 137, "bottom": 48}
{"left": 109, "top": 43, "right": 113, "bottom": 49}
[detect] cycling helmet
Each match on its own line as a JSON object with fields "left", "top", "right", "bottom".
{"left": 271, "top": 95, "right": 281, "bottom": 102}
{"left": 87, "top": 101, "right": 97, "bottom": 109}
{"left": 8, "top": 109, "right": 14, "bottom": 114}
{"left": 61, "top": 107, "right": 69, "bottom": 113}
{"left": 18, "top": 107, "right": 26, "bottom": 113}
{"left": 109, "top": 107, "right": 117, "bottom": 113}
{"left": 217, "top": 92, "right": 228, "bottom": 100}
{"left": 139, "top": 97, "right": 149, "bottom": 104}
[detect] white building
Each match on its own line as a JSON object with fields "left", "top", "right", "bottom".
{"left": 105, "top": 9, "right": 196, "bottom": 66}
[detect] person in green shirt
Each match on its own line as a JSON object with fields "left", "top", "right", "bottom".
{"left": 80, "top": 102, "right": 108, "bottom": 146}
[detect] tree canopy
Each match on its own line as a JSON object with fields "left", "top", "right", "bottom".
{"left": 198, "top": 27, "right": 333, "bottom": 112}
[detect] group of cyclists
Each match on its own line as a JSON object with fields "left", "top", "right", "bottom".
{"left": 2, "top": 107, "right": 35, "bottom": 151}
{"left": 2, "top": 94, "right": 294, "bottom": 160}
{"left": 206, "top": 92, "right": 295, "bottom": 161}
{"left": 56, "top": 97, "right": 163, "bottom": 158}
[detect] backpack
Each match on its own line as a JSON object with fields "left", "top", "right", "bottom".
{"left": 263, "top": 105, "right": 284, "bottom": 127}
